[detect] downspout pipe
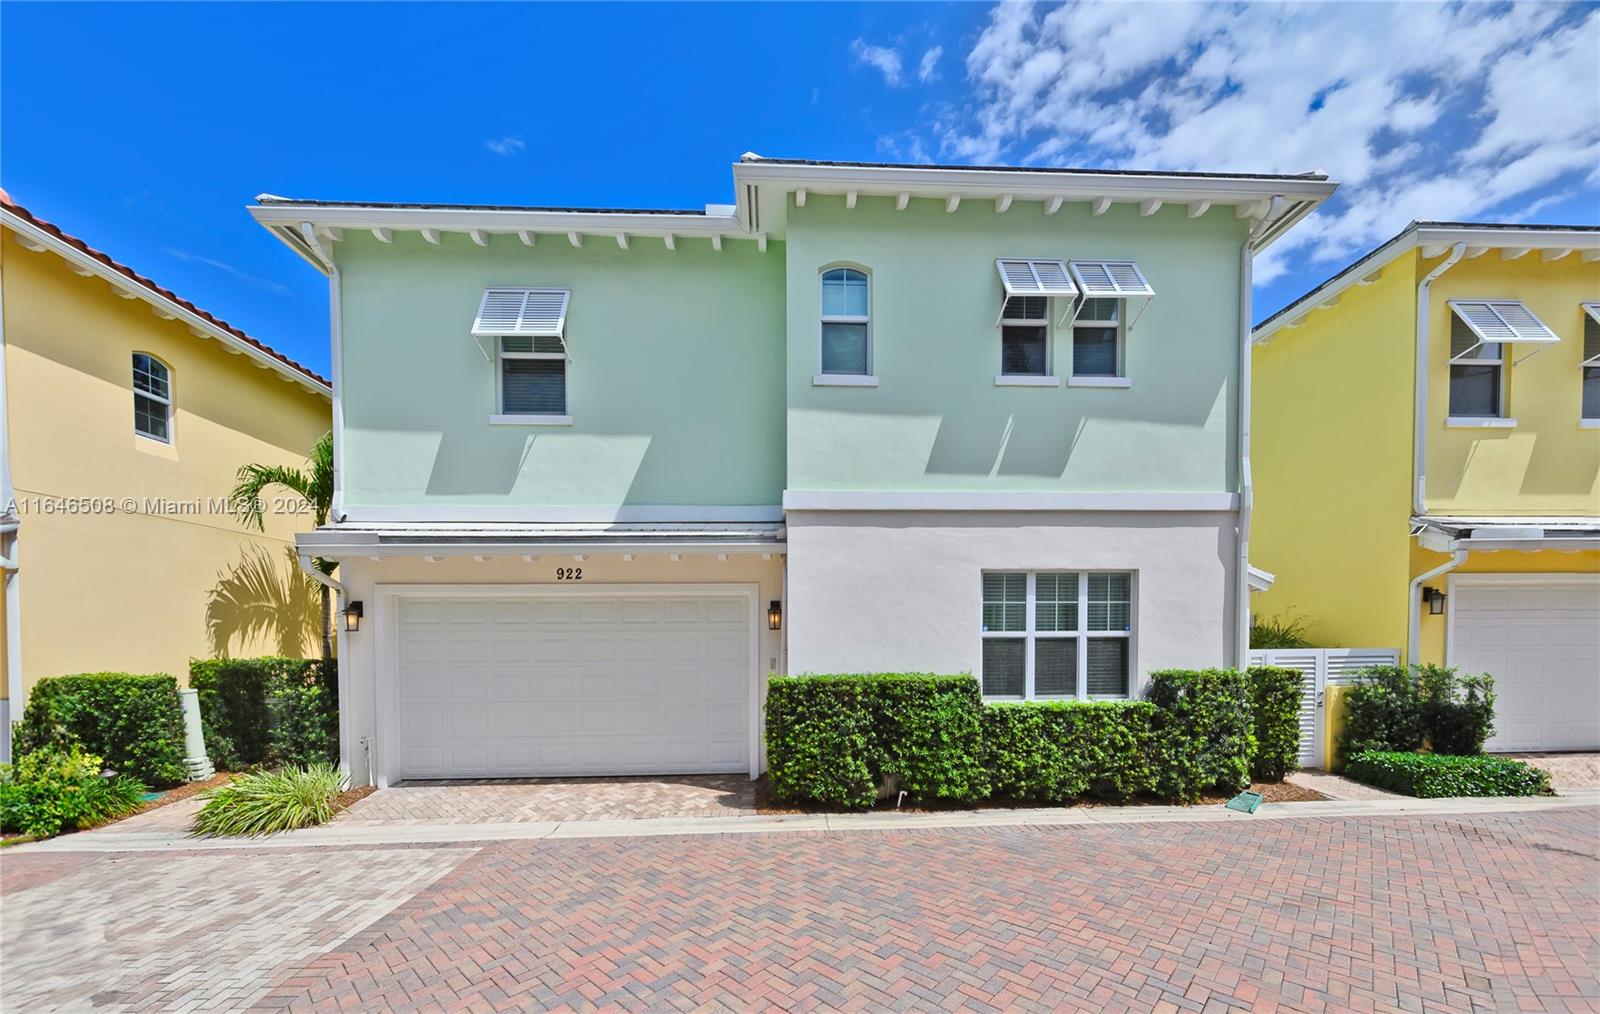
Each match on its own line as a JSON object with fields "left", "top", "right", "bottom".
{"left": 297, "top": 552, "right": 354, "bottom": 782}
{"left": 1235, "top": 197, "right": 1282, "bottom": 669}
{"left": 1407, "top": 547, "right": 1467, "bottom": 666}
{"left": 1413, "top": 243, "right": 1466, "bottom": 516}
{"left": 0, "top": 255, "right": 23, "bottom": 763}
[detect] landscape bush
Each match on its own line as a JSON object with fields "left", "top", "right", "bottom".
{"left": 1248, "top": 665, "right": 1305, "bottom": 781}
{"left": 1416, "top": 664, "right": 1496, "bottom": 755}
{"left": 1338, "top": 665, "right": 1424, "bottom": 759}
{"left": 0, "top": 744, "right": 146, "bottom": 838}
{"left": 1344, "top": 750, "right": 1548, "bottom": 798}
{"left": 981, "top": 701, "right": 1157, "bottom": 802}
{"left": 765, "top": 673, "right": 986, "bottom": 808}
{"left": 1145, "top": 668, "right": 1254, "bottom": 802}
{"left": 191, "top": 763, "right": 345, "bottom": 837}
{"left": 189, "top": 657, "right": 338, "bottom": 770}
{"left": 13, "top": 673, "right": 187, "bottom": 786}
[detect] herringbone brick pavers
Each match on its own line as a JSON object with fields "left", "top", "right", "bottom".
{"left": 337, "top": 774, "right": 758, "bottom": 824}
{"left": 0, "top": 845, "right": 475, "bottom": 1011}
{"left": 244, "top": 808, "right": 1598, "bottom": 1013}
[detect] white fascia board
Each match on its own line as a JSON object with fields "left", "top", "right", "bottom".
{"left": 733, "top": 161, "right": 1336, "bottom": 208}
{"left": 249, "top": 203, "right": 743, "bottom": 242}
{"left": 299, "top": 536, "right": 786, "bottom": 560}
{"left": 1255, "top": 226, "right": 1600, "bottom": 344}
{"left": 782, "top": 490, "right": 1239, "bottom": 511}
{"left": 2, "top": 209, "right": 332, "bottom": 399}
{"left": 337, "top": 504, "right": 786, "bottom": 523}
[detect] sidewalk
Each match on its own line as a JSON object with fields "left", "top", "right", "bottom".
{"left": 19, "top": 787, "right": 1599, "bottom": 854}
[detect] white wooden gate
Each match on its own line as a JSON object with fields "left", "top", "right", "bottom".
{"left": 1249, "top": 648, "right": 1400, "bottom": 769}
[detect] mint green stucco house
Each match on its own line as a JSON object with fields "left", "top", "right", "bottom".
{"left": 253, "top": 155, "right": 1336, "bottom": 785}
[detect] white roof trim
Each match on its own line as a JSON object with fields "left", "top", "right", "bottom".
{"left": 995, "top": 258, "right": 1077, "bottom": 297}
{"left": 1255, "top": 225, "right": 1600, "bottom": 344}
{"left": 473, "top": 288, "right": 569, "bottom": 338}
{"left": 1447, "top": 300, "right": 1559, "bottom": 354}
{"left": 1069, "top": 260, "right": 1155, "bottom": 298}
{"left": 1, "top": 208, "right": 330, "bottom": 398}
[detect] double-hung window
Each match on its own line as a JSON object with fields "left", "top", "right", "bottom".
{"left": 981, "top": 571, "right": 1133, "bottom": 700}
{"left": 819, "top": 267, "right": 871, "bottom": 377}
{"left": 1447, "top": 300, "right": 1560, "bottom": 423}
{"left": 1071, "top": 298, "right": 1123, "bottom": 378}
{"left": 1448, "top": 313, "right": 1504, "bottom": 418}
{"left": 1583, "top": 304, "right": 1600, "bottom": 423}
{"left": 1000, "top": 296, "right": 1051, "bottom": 377}
{"left": 132, "top": 353, "right": 171, "bottom": 442}
{"left": 473, "top": 288, "right": 571, "bottom": 422}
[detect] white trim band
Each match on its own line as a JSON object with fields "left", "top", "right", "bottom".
{"left": 339, "top": 504, "right": 785, "bottom": 523}
{"left": 782, "top": 491, "right": 1239, "bottom": 512}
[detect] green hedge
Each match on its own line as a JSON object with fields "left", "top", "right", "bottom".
{"left": 982, "top": 701, "right": 1156, "bottom": 802}
{"left": 1345, "top": 750, "right": 1549, "bottom": 798}
{"left": 1, "top": 744, "right": 146, "bottom": 838}
{"left": 1248, "top": 665, "right": 1304, "bottom": 781}
{"left": 14, "top": 673, "right": 187, "bottom": 787}
{"left": 1341, "top": 664, "right": 1496, "bottom": 762}
{"left": 765, "top": 673, "right": 986, "bottom": 808}
{"left": 189, "top": 657, "right": 337, "bottom": 770}
{"left": 1145, "top": 668, "right": 1254, "bottom": 802}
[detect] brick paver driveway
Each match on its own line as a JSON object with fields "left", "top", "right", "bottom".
{"left": 3, "top": 807, "right": 1596, "bottom": 1012}
{"left": 340, "top": 774, "right": 757, "bottom": 824}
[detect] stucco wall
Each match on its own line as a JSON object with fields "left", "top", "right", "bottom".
{"left": 1, "top": 230, "right": 331, "bottom": 696}
{"left": 332, "top": 552, "right": 785, "bottom": 785}
{"left": 784, "top": 510, "right": 1238, "bottom": 684}
{"left": 1424, "top": 253, "right": 1600, "bottom": 515}
{"left": 783, "top": 195, "right": 1248, "bottom": 494}
{"left": 334, "top": 232, "right": 786, "bottom": 513}
{"left": 1250, "top": 255, "right": 1416, "bottom": 651}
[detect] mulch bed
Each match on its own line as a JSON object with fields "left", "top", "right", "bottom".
{"left": 756, "top": 776, "right": 1327, "bottom": 814}
{"left": 333, "top": 784, "right": 376, "bottom": 814}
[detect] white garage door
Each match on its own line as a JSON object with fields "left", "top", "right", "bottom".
{"left": 393, "top": 590, "right": 751, "bottom": 779}
{"left": 1450, "top": 577, "right": 1600, "bottom": 752}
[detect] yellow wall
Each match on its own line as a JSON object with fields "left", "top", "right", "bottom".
{"left": 1425, "top": 252, "right": 1600, "bottom": 515}
{"left": 1251, "top": 255, "right": 1416, "bottom": 651}
{"left": 1, "top": 229, "right": 331, "bottom": 697}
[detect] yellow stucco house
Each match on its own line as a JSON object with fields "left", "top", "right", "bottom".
{"left": 1, "top": 194, "right": 332, "bottom": 759}
{"left": 1252, "top": 222, "right": 1599, "bottom": 754}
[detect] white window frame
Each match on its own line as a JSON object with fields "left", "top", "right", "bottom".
{"left": 494, "top": 337, "right": 570, "bottom": 424}
{"left": 132, "top": 352, "right": 173, "bottom": 444}
{"left": 816, "top": 264, "right": 874, "bottom": 384}
{"left": 979, "top": 570, "right": 1135, "bottom": 701}
{"left": 1069, "top": 298, "right": 1127, "bottom": 386}
{"left": 1582, "top": 304, "right": 1600, "bottom": 426}
{"left": 996, "top": 296, "right": 1056, "bottom": 385}
{"left": 1446, "top": 311, "right": 1508, "bottom": 423}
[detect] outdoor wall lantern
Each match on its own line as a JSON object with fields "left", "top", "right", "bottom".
{"left": 344, "top": 599, "right": 364, "bottom": 632}
{"left": 768, "top": 600, "right": 782, "bottom": 631}
{"left": 1422, "top": 587, "right": 1446, "bottom": 616}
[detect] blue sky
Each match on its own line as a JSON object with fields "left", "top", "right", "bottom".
{"left": 5, "top": 2, "right": 1597, "bottom": 378}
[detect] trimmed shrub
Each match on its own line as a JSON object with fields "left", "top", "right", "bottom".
{"left": 14, "top": 673, "right": 187, "bottom": 787}
{"left": 1248, "top": 665, "right": 1304, "bottom": 781}
{"left": 1339, "top": 665, "right": 1423, "bottom": 759}
{"left": 1416, "top": 664, "right": 1496, "bottom": 755}
{"left": 1145, "top": 668, "right": 1254, "bottom": 802}
{"left": 189, "top": 657, "right": 337, "bottom": 770}
{"left": 765, "top": 674, "right": 986, "bottom": 808}
{"left": 1345, "top": 750, "right": 1549, "bottom": 798}
{"left": 192, "top": 763, "right": 345, "bottom": 837}
{"left": 982, "top": 701, "right": 1157, "bottom": 802}
{"left": 1, "top": 745, "right": 146, "bottom": 838}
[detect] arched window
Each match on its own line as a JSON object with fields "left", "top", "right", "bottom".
{"left": 819, "top": 267, "right": 871, "bottom": 376}
{"left": 133, "top": 353, "right": 172, "bottom": 442}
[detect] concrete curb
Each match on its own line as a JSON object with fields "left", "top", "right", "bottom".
{"left": 17, "top": 788, "right": 1598, "bottom": 854}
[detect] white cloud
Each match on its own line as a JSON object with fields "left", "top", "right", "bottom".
{"left": 165, "top": 248, "right": 292, "bottom": 295}
{"left": 851, "top": 38, "right": 904, "bottom": 87}
{"left": 485, "top": 136, "right": 526, "bottom": 157}
{"left": 932, "top": 3, "right": 1600, "bottom": 276}
{"left": 918, "top": 45, "right": 944, "bottom": 84}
